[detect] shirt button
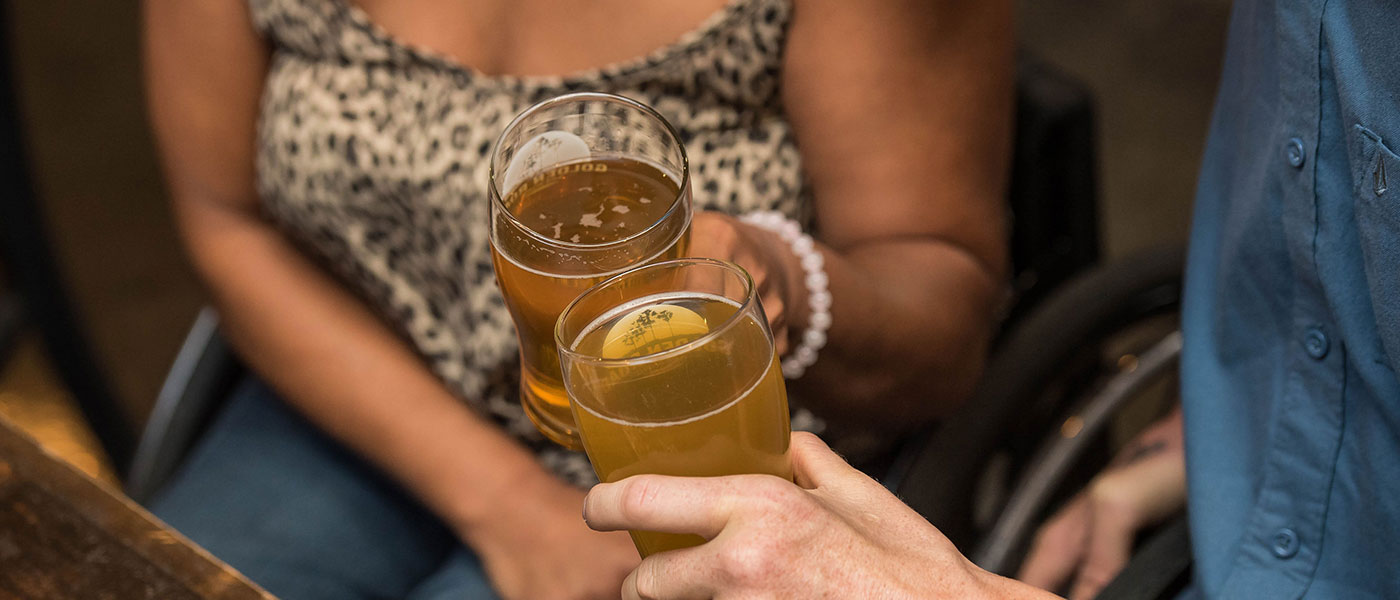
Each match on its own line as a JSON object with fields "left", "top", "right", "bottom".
{"left": 1304, "top": 327, "right": 1329, "bottom": 360}
{"left": 1272, "top": 528, "right": 1300, "bottom": 559}
{"left": 1286, "top": 137, "right": 1306, "bottom": 168}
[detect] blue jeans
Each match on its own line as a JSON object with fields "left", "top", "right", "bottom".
{"left": 148, "top": 378, "right": 500, "bottom": 600}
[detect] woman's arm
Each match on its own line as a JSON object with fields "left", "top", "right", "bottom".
{"left": 143, "top": 3, "right": 635, "bottom": 597}
{"left": 779, "top": 0, "right": 1014, "bottom": 429}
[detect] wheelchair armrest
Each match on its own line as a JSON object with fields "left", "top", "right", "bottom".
{"left": 126, "top": 308, "right": 244, "bottom": 504}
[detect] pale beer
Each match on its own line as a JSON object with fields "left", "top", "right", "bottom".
{"left": 557, "top": 260, "right": 793, "bottom": 557}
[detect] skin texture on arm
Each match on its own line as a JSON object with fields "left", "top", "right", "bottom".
{"left": 142, "top": 3, "right": 635, "bottom": 598}
{"left": 584, "top": 432, "right": 1061, "bottom": 600}
{"left": 716, "top": 0, "right": 1014, "bottom": 432}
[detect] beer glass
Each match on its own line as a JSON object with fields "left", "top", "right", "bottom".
{"left": 489, "top": 93, "right": 692, "bottom": 449}
{"left": 556, "top": 258, "right": 793, "bottom": 556}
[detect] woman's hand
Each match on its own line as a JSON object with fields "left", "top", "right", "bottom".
{"left": 688, "top": 211, "right": 805, "bottom": 355}
{"left": 583, "top": 432, "right": 1057, "bottom": 600}
{"left": 1018, "top": 408, "right": 1187, "bottom": 599}
{"left": 463, "top": 475, "right": 639, "bottom": 600}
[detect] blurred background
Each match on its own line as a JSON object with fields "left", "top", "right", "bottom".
{"left": 0, "top": 0, "right": 1229, "bottom": 481}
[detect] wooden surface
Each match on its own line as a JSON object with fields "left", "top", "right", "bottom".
{"left": 0, "top": 414, "right": 274, "bottom": 599}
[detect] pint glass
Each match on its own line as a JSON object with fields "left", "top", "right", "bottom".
{"left": 489, "top": 93, "right": 692, "bottom": 449}
{"left": 556, "top": 258, "right": 792, "bottom": 556}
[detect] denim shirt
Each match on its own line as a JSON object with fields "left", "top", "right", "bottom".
{"left": 1181, "top": 0, "right": 1400, "bottom": 597}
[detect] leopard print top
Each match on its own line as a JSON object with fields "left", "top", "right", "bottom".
{"left": 249, "top": 0, "right": 816, "bottom": 485}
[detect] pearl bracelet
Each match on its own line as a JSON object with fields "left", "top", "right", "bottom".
{"left": 739, "top": 211, "right": 831, "bottom": 379}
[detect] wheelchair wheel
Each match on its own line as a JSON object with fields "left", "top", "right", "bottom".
{"left": 896, "top": 245, "right": 1185, "bottom": 570}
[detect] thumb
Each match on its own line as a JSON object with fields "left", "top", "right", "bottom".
{"left": 1017, "top": 495, "right": 1090, "bottom": 592}
{"left": 1068, "top": 453, "right": 1186, "bottom": 599}
{"left": 1067, "top": 500, "right": 1134, "bottom": 600}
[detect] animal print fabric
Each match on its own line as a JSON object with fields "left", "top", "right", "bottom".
{"left": 249, "top": 0, "right": 815, "bottom": 485}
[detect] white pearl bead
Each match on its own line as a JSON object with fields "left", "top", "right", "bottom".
{"left": 738, "top": 210, "right": 831, "bottom": 380}
{"left": 795, "top": 346, "right": 817, "bottom": 363}
{"left": 792, "top": 235, "right": 814, "bottom": 254}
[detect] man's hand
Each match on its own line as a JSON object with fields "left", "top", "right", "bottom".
{"left": 584, "top": 432, "right": 1058, "bottom": 600}
{"left": 1018, "top": 408, "right": 1187, "bottom": 599}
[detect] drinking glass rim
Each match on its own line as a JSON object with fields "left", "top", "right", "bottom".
{"left": 488, "top": 92, "right": 692, "bottom": 252}
{"left": 555, "top": 258, "right": 765, "bottom": 367}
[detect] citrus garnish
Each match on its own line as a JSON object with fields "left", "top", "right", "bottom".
{"left": 601, "top": 303, "right": 710, "bottom": 359}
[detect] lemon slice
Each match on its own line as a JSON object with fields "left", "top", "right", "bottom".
{"left": 601, "top": 303, "right": 710, "bottom": 359}
{"left": 502, "top": 130, "right": 591, "bottom": 194}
